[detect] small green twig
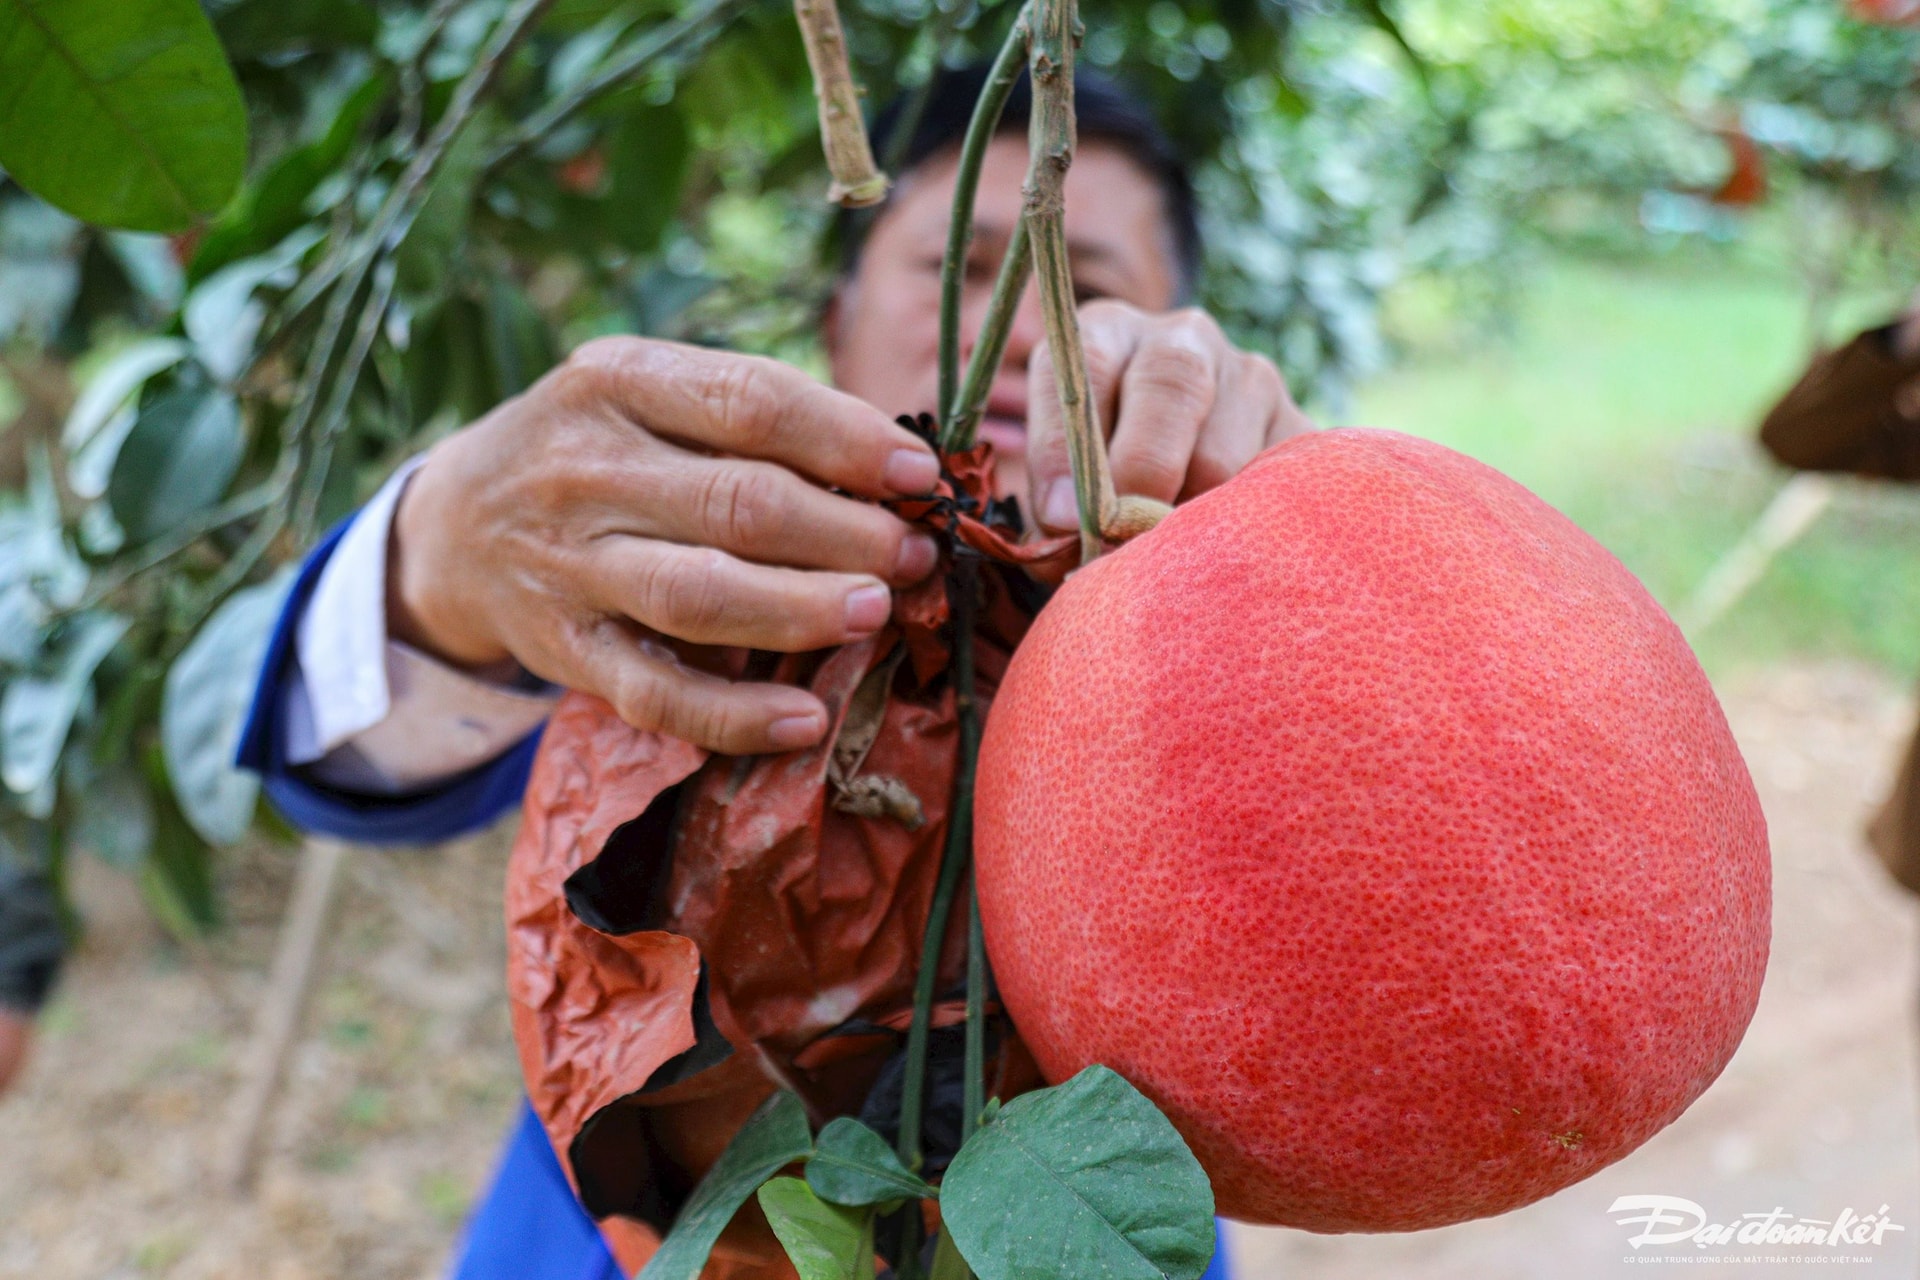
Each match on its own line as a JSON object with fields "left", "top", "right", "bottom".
{"left": 291, "top": 259, "right": 399, "bottom": 541}
{"left": 943, "top": 216, "right": 1029, "bottom": 451}
{"left": 936, "top": 8, "right": 1031, "bottom": 436}
{"left": 793, "top": 0, "right": 890, "bottom": 206}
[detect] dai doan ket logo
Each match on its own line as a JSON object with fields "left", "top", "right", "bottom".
{"left": 1610, "top": 1196, "right": 1907, "bottom": 1251}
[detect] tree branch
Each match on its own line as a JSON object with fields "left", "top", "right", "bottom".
{"left": 794, "top": 0, "right": 890, "bottom": 206}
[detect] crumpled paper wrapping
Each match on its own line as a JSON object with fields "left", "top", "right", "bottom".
{"left": 506, "top": 440, "right": 1071, "bottom": 1276}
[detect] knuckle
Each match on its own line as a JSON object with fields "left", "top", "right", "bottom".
{"left": 703, "top": 464, "right": 784, "bottom": 550}
{"left": 611, "top": 663, "right": 675, "bottom": 735}
{"left": 1140, "top": 332, "right": 1214, "bottom": 395}
{"left": 650, "top": 548, "right": 735, "bottom": 635}
{"left": 698, "top": 357, "right": 781, "bottom": 447}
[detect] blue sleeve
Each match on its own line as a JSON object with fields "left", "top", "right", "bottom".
{"left": 234, "top": 518, "right": 544, "bottom": 845}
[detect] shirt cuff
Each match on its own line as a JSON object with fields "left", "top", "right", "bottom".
{"left": 287, "top": 455, "right": 559, "bottom": 796}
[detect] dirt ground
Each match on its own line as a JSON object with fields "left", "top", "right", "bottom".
{"left": 1, "top": 659, "right": 1917, "bottom": 1279}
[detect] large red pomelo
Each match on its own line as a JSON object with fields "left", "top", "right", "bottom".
{"left": 973, "top": 428, "right": 1769, "bottom": 1233}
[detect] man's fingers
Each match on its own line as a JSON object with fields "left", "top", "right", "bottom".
{"left": 1182, "top": 352, "right": 1283, "bottom": 499}
{"left": 589, "top": 538, "right": 895, "bottom": 653}
{"left": 624, "top": 447, "right": 936, "bottom": 585}
{"left": 564, "top": 337, "right": 940, "bottom": 499}
{"left": 1106, "top": 314, "right": 1219, "bottom": 506}
{"left": 570, "top": 619, "right": 831, "bottom": 755}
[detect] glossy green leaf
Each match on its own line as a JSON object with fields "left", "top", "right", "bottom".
{"left": 161, "top": 570, "right": 293, "bottom": 846}
{"left": 0, "top": 0, "right": 247, "bottom": 231}
{"left": 939, "top": 1067, "right": 1215, "bottom": 1280}
{"left": 1, "top": 611, "right": 130, "bottom": 796}
{"left": 757, "top": 1177, "right": 873, "bottom": 1280}
{"left": 807, "top": 1117, "right": 937, "bottom": 1207}
{"left": 108, "top": 386, "right": 244, "bottom": 542}
{"left": 639, "top": 1090, "right": 813, "bottom": 1280}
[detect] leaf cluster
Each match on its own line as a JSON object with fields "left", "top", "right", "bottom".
{"left": 641, "top": 1067, "right": 1215, "bottom": 1280}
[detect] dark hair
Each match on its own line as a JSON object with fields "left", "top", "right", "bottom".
{"left": 836, "top": 63, "right": 1203, "bottom": 298}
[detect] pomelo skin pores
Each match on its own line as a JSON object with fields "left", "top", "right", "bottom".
{"left": 974, "top": 428, "right": 1770, "bottom": 1233}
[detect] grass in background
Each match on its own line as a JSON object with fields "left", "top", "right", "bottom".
{"left": 1341, "top": 250, "right": 1920, "bottom": 678}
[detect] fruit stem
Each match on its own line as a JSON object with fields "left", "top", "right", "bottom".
{"left": 937, "top": 6, "right": 1033, "bottom": 444}
{"left": 794, "top": 0, "right": 891, "bottom": 206}
{"left": 962, "top": 879, "right": 989, "bottom": 1140}
{"left": 1023, "top": 0, "right": 1114, "bottom": 562}
{"left": 896, "top": 552, "right": 982, "bottom": 1175}
{"left": 944, "top": 218, "right": 1032, "bottom": 453}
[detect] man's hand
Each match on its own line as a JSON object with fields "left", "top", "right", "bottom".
{"left": 389, "top": 338, "right": 944, "bottom": 757}
{"left": 1024, "top": 302, "right": 1314, "bottom": 532}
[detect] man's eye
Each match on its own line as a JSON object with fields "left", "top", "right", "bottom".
{"left": 1073, "top": 283, "right": 1110, "bottom": 306}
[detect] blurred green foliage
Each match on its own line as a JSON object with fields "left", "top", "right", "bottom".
{"left": 0, "top": 0, "right": 1914, "bottom": 928}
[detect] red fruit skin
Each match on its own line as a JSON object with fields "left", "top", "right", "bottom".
{"left": 973, "top": 428, "right": 1770, "bottom": 1233}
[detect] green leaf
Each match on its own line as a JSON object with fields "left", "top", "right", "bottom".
{"left": 639, "top": 1091, "right": 813, "bottom": 1280}
{"left": 71, "top": 762, "right": 154, "bottom": 871}
{"left": 757, "top": 1177, "right": 874, "bottom": 1280}
{"left": 606, "top": 103, "right": 690, "bottom": 253}
{"left": 161, "top": 570, "right": 293, "bottom": 846}
{"left": 939, "top": 1067, "right": 1215, "bottom": 1280}
{"left": 141, "top": 769, "right": 217, "bottom": 936}
{"left": 62, "top": 336, "right": 191, "bottom": 456}
{"left": 807, "top": 1117, "right": 937, "bottom": 1207}
{"left": 107, "top": 386, "right": 244, "bottom": 542}
{"left": 483, "top": 273, "right": 558, "bottom": 399}
{"left": 928, "top": 1227, "right": 970, "bottom": 1280}
{"left": 0, "top": 0, "right": 247, "bottom": 231}
{"left": 1, "top": 611, "right": 129, "bottom": 797}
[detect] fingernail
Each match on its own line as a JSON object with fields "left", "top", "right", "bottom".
{"left": 769, "top": 713, "right": 825, "bottom": 750}
{"left": 845, "top": 583, "right": 892, "bottom": 635}
{"left": 884, "top": 447, "right": 941, "bottom": 495}
{"left": 894, "top": 533, "right": 939, "bottom": 581}
{"left": 1042, "top": 478, "right": 1078, "bottom": 530}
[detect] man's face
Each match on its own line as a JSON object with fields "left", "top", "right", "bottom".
{"left": 826, "top": 134, "right": 1182, "bottom": 500}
